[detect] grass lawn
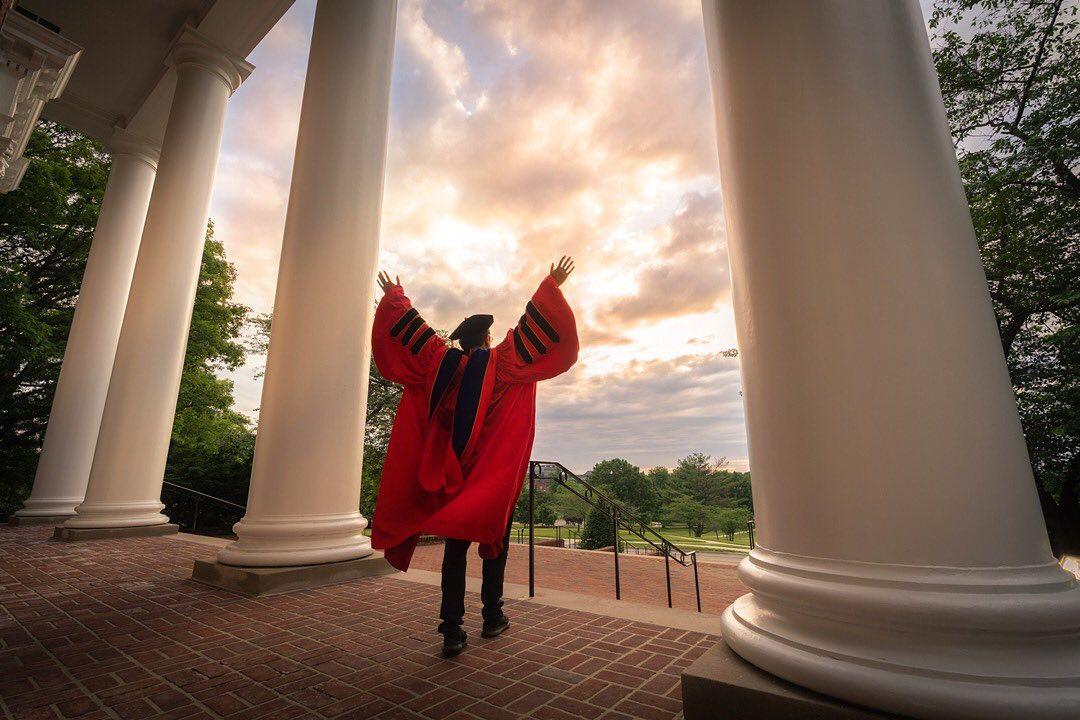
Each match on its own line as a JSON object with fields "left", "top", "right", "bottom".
{"left": 511, "top": 522, "right": 751, "bottom": 553}
{"left": 364, "top": 523, "right": 752, "bottom": 554}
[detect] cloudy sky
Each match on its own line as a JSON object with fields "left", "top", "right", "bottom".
{"left": 208, "top": 0, "right": 939, "bottom": 473}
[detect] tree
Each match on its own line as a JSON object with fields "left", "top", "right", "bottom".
{"left": 588, "top": 458, "right": 660, "bottom": 520}
{"left": 512, "top": 479, "right": 557, "bottom": 525}
{"left": 672, "top": 452, "right": 727, "bottom": 507}
{"left": 0, "top": 119, "right": 258, "bottom": 525}
{"left": 714, "top": 508, "right": 750, "bottom": 542}
{"left": 717, "top": 470, "right": 753, "bottom": 512}
{"left": 162, "top": 222, "right": 255, "bottom": 529}
{"left": 579, "top": 506, "right": 616, "bottom": 550}
{"left": 646, "top": 465, "right": 672, "bottom": 491}
{"left": 931, "top": 0, "right": 1080, "bottom": 554}
{"left": 0, "top": 123, "right": 109, "bottom": 519}
{"left": 549, "top": 484, "right": 591, "bottom": 526}
{"left": 663, "top": 493, "right": 717, "bottom": 538}
{"left": 359, "top": 360, "right": 404, "bottom": 520}
{"left": 512, "top": 480, "right": 530, "bottom": 523}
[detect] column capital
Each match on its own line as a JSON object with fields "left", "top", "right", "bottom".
{"left": 166, "top": 25, "right": 253, "bottom": 95}
{"left": 106, "top": 127, "right": 160, "bottom": 170}
{"left": 0, "top": 11, "right": 81, "bottom": 192}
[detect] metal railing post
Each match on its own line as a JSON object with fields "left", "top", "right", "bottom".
{"left": 528, "top": 463, "right": 535, "bottom": 598}
{"left": 612, "top": 506, "right": 621, "bottom": 600}
{"left": 159, "top": 481, "right": 246, "bottom": 536}
{"left": 692, "top": 552, "right": 701, "bottom": 613}
{"left": 527, "top": 461, "right": 704, "bottom": 611}
{"left": 664, "top": 542, "right": 673, "bottom": 608}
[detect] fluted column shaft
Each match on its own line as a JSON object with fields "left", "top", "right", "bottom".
{"left": 15, "top": 134, "right": 157, "bottom": 520}
{"left": 699, "top": 1, "right": 1080, "bottom": 718}
{"left": 218, "top": 0, "right": 398, "bottom": 567}
{"left": 66, "top": 29, "right": 251, "bottom": 530}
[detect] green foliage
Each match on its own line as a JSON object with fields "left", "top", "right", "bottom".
{"left": 512, "top": 479, "right": 557, "bottom": 525}
{"left": 548, "top": 484, "right": 591, "bottom": 526}
{"left": 513, "top": 478, "right": 530, "bottom": 523}
{"left": 162, "top": 223, "right": 254, "bottom": 528}
{"left": 588, "top": 458, "right": 662, "bottom": 520}
{"left": 932, "top": 0, "right": 1080, "bottom": 554}
{"left": 536, "top": 501, "right": 556, "bottom": 525}
{"left": 663, "top": 494, "right": 717, "bottom": 538}
{"left": 713, "top": 508, "right": 750, "bottom": 542}
{"left": 0, "top": 123, "right": 109, "bottom": 519}
{"left": 359, "top": 359, "right": 404, "bottom": 520}
{"left": 716, "top": 470, "right": 753, "bottom": 512}
{"left": 579, "top": 506, "right": 616, "bottom": 549}
{"left": 646, "top": 465, "right": 671, "bottom": 489}
{"left": 0, "top": 121, "right": 257, "bottom": 526}
{"left": 672, "top": 452, "right": 727, "bottom": 506}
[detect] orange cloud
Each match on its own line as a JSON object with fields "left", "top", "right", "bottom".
{"left": 215, "top": 0, "right": 745, "bottom": 470}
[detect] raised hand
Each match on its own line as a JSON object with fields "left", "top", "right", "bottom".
{"left": 377, "top": 270, "right": 401, "bottom": 295}
{"left": 549, "top": 256, "right": 575, "bottom": 287}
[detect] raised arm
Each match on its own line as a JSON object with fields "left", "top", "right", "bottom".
{"left": 372, "top": 272, "right": 446, "bottom": 386}
{"left": 495, "top": 257, "right": 579, "bottom": 384}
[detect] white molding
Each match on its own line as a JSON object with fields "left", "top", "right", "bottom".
{"left": 166, "top": 24, "right": 253, "bottom": 96}
{"left": 106, "top": 126, "right": 160, "bottom": 169}
{"left": 218, "top": 512, "right": 373, "bottom": 567}
{"left": 0, "top": 11, "right": 81, "bottom": 192}
{"left": 722, "top": 548, "right": 1080, "bottom": 719}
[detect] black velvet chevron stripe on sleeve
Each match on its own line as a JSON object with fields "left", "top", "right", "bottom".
{"left": 390, "top": 307, "right": 419, "bottom": 336}
{"left": 400, "top": 316, "right": 425, "bottom": 345}
{"left": 517, "top": 314, "right": 548, "bottom": 355}
{"left": 411, "top": 327, "right": 436, "bottom": 355}
{"left": 526, "top": 302, "right": 559, "bottom": 343}
{"left": 512, "top": 328, "right": 533, "bottom": 364}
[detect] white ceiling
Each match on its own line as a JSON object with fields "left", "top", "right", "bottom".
{"left": 23, "top": 0, "right": 295, "bottom": 144}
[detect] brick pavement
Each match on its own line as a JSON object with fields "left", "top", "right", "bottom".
{"left": 406, "top": 543, "right": 746, "bottom": 616}
{"left": 0, "top": 526, "right": 722, "bottom": 719}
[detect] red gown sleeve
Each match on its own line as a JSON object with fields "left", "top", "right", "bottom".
{"left": 495, "top": 275, "right": 579, "bottom": 384}
{"left": 372, "top": 285, "right": 446, "bottom": 386}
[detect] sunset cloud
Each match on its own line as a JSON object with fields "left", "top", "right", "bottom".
{"left": 212, "top": 0, "right": 746, "bottom": 471}
{"left": 534, "top": 352, "right": 747, "bottom": 470}
{"left": 603, "top": 191, "right": 729, "bottom": 325}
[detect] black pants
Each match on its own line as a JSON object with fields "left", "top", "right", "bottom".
{"left": 438, "top": 518, "right": 513, "bottom": 636}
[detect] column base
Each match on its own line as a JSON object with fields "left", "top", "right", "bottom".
{"left": 53, "top": 523, "right": 178, "bottom": 541}
{"left": 10, "top": 514, "right": 74, "bottom": 525}
{"left": 192, "top": 553, "right": 396, "bottom": 597}
{"left": 65, "top": 499, "right": 170, "bottom": 529}
{"left": 682, "top": 638, "right": 901, "bottom": 720}
{"left": 15, "top": 496, "right": 82, "bottom": 519}
{"left": 722, "top": 549, "right": 1080, "bottom": 720}
{"left": 217, "top": 512, "right": 371, "bottom": 567}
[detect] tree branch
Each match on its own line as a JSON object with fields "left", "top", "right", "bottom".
{"left": 1012, "top": 0, "right": 1062, "bottom": 128}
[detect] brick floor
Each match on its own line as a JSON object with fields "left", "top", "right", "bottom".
{"left": 406, "top": 543, "right": 746, "bottom": 616}
{"left": 0, "top": 527, "right": 720, "bottom": 719}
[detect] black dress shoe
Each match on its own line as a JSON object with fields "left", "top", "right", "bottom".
{"left": 481, "top": 615, "right": 510, "bottom": 638}
{"left": 441, "top": 630, "right": 467, "bottom": 657}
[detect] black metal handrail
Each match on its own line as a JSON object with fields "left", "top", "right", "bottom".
{"left": 527, "top": 460, "right": 701, "bottom": 612}
{"left": 161, "top": 481, "right": 246, "bottom": 534}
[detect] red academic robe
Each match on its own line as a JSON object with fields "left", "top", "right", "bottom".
{"left": 370, "top": 276, "right": 579, "bottom": 571}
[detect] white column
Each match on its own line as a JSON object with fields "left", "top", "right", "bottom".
{"left": 218, "top": 0, "right": 397, "bottom": 567}
{"left": 65, "top": 28, "right": 251, "bottom": 530}
{"left": 701, "top": 1, "right": 1080, "bottom": 718}
{"left": 14, "top": 131, "right": 157, "bottom": 520}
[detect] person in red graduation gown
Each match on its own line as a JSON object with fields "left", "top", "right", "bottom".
{"left": 370, "top": 257, "right": 578, "bottom": 655}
